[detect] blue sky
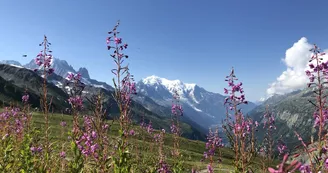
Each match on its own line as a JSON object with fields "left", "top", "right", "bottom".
{"left": 1, "top": 0, "right": 328, "bottom": 101}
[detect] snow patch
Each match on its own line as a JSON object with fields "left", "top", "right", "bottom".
{"left": 8, "top": 64, "right": 24, "bottom": 68}
{"left": 92, "top": 84, "right": 107, "bottom": 89}
{"left": 191, "top": 105, "right": 202, "bottom": 112}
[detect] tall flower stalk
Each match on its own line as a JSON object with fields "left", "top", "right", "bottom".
{"left": 66, "top": 72, "right": 85, "bottom": 136}
{"left": 307, "top": 44, "right": 328, "bottom": 150}
{"left": 202, "top": 127, "right": 224, "bottom": 173}
{"left": 155, "top": 129, "right": 170, "bottom": 173}
{"left": 107, "top": 20, "right": 136, "bottom": 172}
{"left": 260, "top": 105, "right": 276, "bottom": 170}
{"left": 222, "top": 67, "right": 257, "bottom": 172}
{"left": 268, "top": 44, "right": 328, "bottom": 172}
{"left": 170, "top": 89, "right": 184, "bottom": 172}
{"left": 34, "top": 35, "right": 55, "bottom": 168}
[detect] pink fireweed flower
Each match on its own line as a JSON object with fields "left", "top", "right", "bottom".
{"left": 143, "top": 121, "right": 154, "bottom": 134}
{"left": 30, "top": 146, "right": 43, "bottom": 154}
{"left": 203, "top": 128, "right": 223, "bottom": 163}
{"left": 207, "top": 164, "right": 213, "bottom": 173}
{"left": 75, "top": 116, "right": 99, "bottom": 158}
{"left": 68, "top": 96, "right": 83, "bottom": 110}
{"left": 277, "top": 140, "right": 288, "bottom": 155}
{"left": 60, "top": 121, "right": 66, "bottom": 127}
{"left": 22, "top": 94, "right": 29, "bottom": 103}
{"left": 59, "top": 151, "right": 66, "bottom": 158}
{"left": 102, "top": 124, "right": 109, "bottom": 130}
{"left": 34, "top": 36, "right": 55, "bottom": 75}
{"left": 129, "top": 129, "right": 135, "bottom": 136}
{"left": 114, "top": 37, "right": 122, "bottom": 44}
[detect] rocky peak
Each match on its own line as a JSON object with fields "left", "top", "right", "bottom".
{"left": 77, "top": 67, "right": 90, "bottom": 79}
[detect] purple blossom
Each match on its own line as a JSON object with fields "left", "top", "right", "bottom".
{"left": 207, "top": 164, "right": 213, "bottom": 173}
{"left": 30, "top": 146, "right": 42, "bottom": 154}
{"left": 34, "top": 36, "right": 54, "bottom": 75}
{"left": 203, "top": 128, "right": 223, "bottom": 163}
{"left": 68, "top": 96, "right": 83, "bottom": 110}
{"left": 60, "top": 121, "right": 67, "bottom": 127}
{"left": 129, "top": 129, "right": 135, "bottom": 136}
{"left": 75, "top": 116, "right": 99, "bottom": 158}
{"left": 59, "top": 151, "right": 66, "bottom": 158}
{"left": 277, "top": 140, "right": 288, "bottom": 155}
{"left": 114, "top": 37, "right": 122, "bottom": 44}
{"left": 22, "top": 94, "right": 29, "bottom": 103}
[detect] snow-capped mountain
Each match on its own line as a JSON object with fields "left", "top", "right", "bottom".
{"left": 136, "top": 75, "right": 257, "bottom": 128}
{"left": 0, "top": 60, "right": 22, "bottom": 67}
{"left": 2, "top": 58, "right": 113, "bottom": 91}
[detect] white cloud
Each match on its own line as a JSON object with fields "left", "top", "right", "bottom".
{"left": 266, "top": 37, "right": 328, "bottom": 97}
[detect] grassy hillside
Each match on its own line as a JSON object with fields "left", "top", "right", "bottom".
{"left": 23, "top": 110, "right": 278, "bottom": 172}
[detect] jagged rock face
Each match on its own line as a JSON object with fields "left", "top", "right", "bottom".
{"left": 24, "top": 58, "right": 76, "bottom": 78}
{"left": 77, "top": 67, "right": 90, "bottom": 79}
{"left": 248, "top": 88, "right": 317, "bottom": 148}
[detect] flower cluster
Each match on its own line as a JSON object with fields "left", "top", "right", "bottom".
{"left": 0, "top": 107, "right": 27, "bottom": 138}
{"left": 34, "top": 35, "right": 54, "bottom": 75}
{"left": 263, "top": 111, "right": 276, "bottom": 130}
{"left": 75, "top": 116, "right": 99, "bottom": 159}
{"left": 171, "top": 90, "right": 183, "bottom": 116}
{"left": 66, "top": 73, "right": 85, "bottom": 111}
{"left": 22, "top": 94, "right": 29, "bottom": 104}
{"left": 68, "top": 96, "right": 83, "bottom": 110}
{"left": 155, "top": 129, "right": 171, "bottom": 173}
{"left": 223, "top": 68, "right": 248, "bottom": 106}
{"left": 277, "top": 139, "right": 288, "bottom": 155}
{"left": 30, "top": 146, "right": 43, "bottom": 154}
{"left": 140, "top": 120, "right": 154, "bottom": 134}
{"left": 202, "top": 127, "right": 224, "bottom": 169}
{"left": 306, "top": 45, "right": 328, "bottom": 129}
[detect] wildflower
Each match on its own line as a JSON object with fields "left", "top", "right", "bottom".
{"left": 22, "top": 94, "right": 29, "bottom": 103}
{"left": 207, "top": 164, "right": 213, "bottom": 173}
{"left": 30, "top": 146, "right": 42, "bottom": 154}
{"left": 68, "top": 96, "right": 83, "bottom": 110}
{"left": 102, "top": 124, "right": 109, "bottom": 130}
{"left": 129, "top": 129, "right": 135, "bottom": 136}
{"left": 114, "top": 37, "right": 122, "bottom": 44}
{"left": 60, "top": 121, "right": 66, "bottom": 127}
{"left": 59, "top": 151, "right": 66, "bottom": 158}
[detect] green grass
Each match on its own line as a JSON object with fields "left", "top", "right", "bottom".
{"left": 29, "top": 111, "right": 236, "bottom": 171}
{"left": 27, "top": 111, "right": 279, "bottom": 172}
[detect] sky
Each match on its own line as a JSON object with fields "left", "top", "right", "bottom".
{"left": 1, "top": 0, "right": 328, "bottom": 101}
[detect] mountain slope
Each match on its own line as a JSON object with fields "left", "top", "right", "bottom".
{"left": 0, "top": 64, "right": 205, "bottom": 140}
{"left": 136, "top": 75, "right": 257, "bottom": 128}
{"left": 0, "top": 64, "right": 70, "bottom": 111}
{"left": 248, "top": 88, "right": 315, "bottom": 148}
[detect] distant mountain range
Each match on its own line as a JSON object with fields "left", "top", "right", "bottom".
{"left": 0, "top": 58, "right": 257, "bottom": 128}
{"left": 0, "top": 57, "right": 320, "bottom": 147}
